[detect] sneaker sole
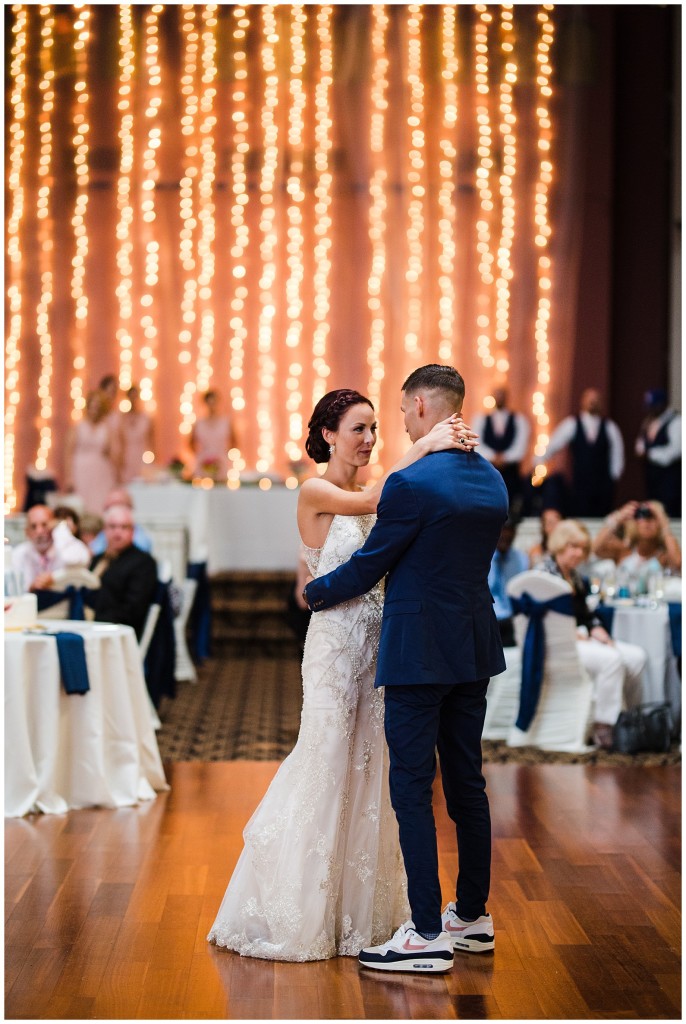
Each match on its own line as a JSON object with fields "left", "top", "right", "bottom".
{"left": 359, "top": 955, "right": 454, "bottom": 974}
{"left": 452, "top": 935, "right": 495, "bottom": 953}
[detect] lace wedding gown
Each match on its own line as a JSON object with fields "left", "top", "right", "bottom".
{"left": 208, "top": 514, "right": 409, "bottom": 961}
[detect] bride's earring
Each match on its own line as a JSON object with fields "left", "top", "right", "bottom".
{"left": 329, "top": 443, "right": 336, "bottom": 456}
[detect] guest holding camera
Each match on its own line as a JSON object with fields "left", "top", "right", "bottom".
{"left": 592, "top": 500, "right": 681, "bottom": 576}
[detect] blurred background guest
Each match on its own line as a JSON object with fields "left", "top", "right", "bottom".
{"left": 190, "top": 389, "right": 236, "bottom": 481}
{"left": 635, "top": 389, "right": 681, "bottom": 517}
{"left": 473, "top": 387, "right": 531, "bottom": 517}
{"left": 11, "top": 503, "right": 91, "bottom": 593}
{"left": 64, "top": 389, "right": 120, "bottom": 514}
{"left": 488, "top": 517, "right": 529, "bottom": 648}
{"left": 538, "top": 388, "right": 625, "bottom": 517}
{"left": 528, "top": 506, "right": 563, "bottom": 567}
{"left": 540, "top": 519, "right": 646, "bottom": 749}
{"left": 99, "top": 373, "right": 122, "bottom": 421}
{"left": 78, "top": 513, "right": 104, "bottom": 551}
{"left": 592, "top": 500, "right": 682, "bottom": 578}
{"left": 89, "top": 504, "right": 158, "bottom": 639}
{"left": 119, "top": 384, "right": 155, "bottom": 484}
{"left": 90, "top": 488, "right": 153, "bottom": 556}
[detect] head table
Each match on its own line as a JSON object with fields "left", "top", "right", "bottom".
{"left": 5, "top": 620, "right": 169, "bottom": 817}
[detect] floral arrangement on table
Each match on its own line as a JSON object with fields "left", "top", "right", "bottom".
{"left": 198, "top": 458, "right": 222, "bottom": 481}
{"left": 168, "top": 457, "right": 187, "bottom": 480}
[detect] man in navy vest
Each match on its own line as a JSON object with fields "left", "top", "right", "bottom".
{"left": 539, "top": 387, "right": 625, "bottom": 517}
{"left": 472, "top": 386, "right": 530, "bottom": 514}
{"left": 304, "top": 365, "right": 508, "bottom": 974}
{"left": 635, "top": 388, "right": 681, "bottom": 517}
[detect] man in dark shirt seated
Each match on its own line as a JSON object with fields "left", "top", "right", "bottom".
{"left": 90, "top": 503, "right": 158, "bottom": 639}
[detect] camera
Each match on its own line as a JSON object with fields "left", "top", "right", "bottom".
{"left": 634, "top": 505, "right": 655, "bottom": 520}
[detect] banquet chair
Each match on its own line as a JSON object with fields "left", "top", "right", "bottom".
{"left": 36, "top": 566, "right": 101, "bottom": 620}
{"left": 505, "top": 570, "right": 595, "bottom": 752}
{"left": 174, "top": 577, "right": 198, "bottom": 683}
{"left": 482, "top": 646, "right": 522, "bottom": 740}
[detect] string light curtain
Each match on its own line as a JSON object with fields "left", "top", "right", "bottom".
{"left": 5, "top": 3, "right": 571, "bottom": 511}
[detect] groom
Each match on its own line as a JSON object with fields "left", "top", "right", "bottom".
{"left": 304, "top": 365, "right": 508, "bottom": 973}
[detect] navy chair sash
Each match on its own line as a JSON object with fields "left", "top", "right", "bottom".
{"left": 36, "top": 586, "right": 99, "bottom": 620}
{"left": 36, "top": 586, "right": 85, "bottom": 619}
{"left": 187, "top": 561, "right": 211, "bottom": 661}
{"left": 668, "top": 602, "right": 681, "bottom": 659}
{"left": 54, "top": 631, "right": 90, "bottom": 695}
{"left": 510, "top": 591, "right": 576, "bottom": 730}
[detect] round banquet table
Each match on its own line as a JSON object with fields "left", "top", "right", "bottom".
{"left": 5, "top": 620, "right": 169, "bottom": 817}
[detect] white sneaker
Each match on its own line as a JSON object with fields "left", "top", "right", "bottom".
{"left": 358, "top": 921, "right": 454, "bottom": 973}
{"left": 441, "top": 903, "right": 495, "bottom": 952}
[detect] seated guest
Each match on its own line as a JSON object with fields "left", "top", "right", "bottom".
{"left": 488, "top": 518, "right": 529, "bottom": 647}
{"left": 78, "top": 512, "right": 104, "bottom": 550}
{"left": 89, "top": 487, "right": 153, "bottom": 555}
{"left": 11, "top": 503, "right": 91, "bottom": 592}
{"left": 540, "top": 520, "right": 647, "bottom": 750}
{"left": 90, "top": 504, "right": 158, "bottom": 639}
{"left": 592, "top": 499, "right": 681, "bottom": 577}
{"left": 528, "top": 506, "right": 563, "bottom": 566}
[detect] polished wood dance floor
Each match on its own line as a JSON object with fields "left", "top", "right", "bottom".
{"left": 5, "top": 761, "right": 681, "bottom": 1020}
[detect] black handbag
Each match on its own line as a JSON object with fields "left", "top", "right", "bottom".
{"left": 613, "top": 702, "right": 673, "bottom": 754}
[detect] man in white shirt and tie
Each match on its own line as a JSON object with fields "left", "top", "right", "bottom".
{"left": 635, "top": 388, "right": 681, "bottom": 517}
{"left": 472, "top": 387, "right": 531, "bottom": 513}
{"left": 11, "top": 504, "right": 91, "bottom": 592}
{"left": 538, "top": 387, "right": 625, "bottom": 517}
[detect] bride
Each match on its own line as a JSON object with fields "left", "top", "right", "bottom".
{"left": 207, "top": 388, "right": 475, "bottom": 961}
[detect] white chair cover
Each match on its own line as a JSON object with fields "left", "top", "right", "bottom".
{"left": 505, "top": 570, "right": 595, "bottom": 752}
{"left": 483, "top": 647, "right": 522, "bottom": 740}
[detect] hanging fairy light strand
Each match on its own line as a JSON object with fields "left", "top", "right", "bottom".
{"left": 437, "top": 3, "right": 458, "bottom": 363}
{"left": 226, "top": 5, "right": 251, "bottom": 456}
{"left": 403, "top": 4, "right": 426, "bottom": 361}
{"left": 473, "top": 4, "right": 495, "bottom": 370}
{"left": 493, "top": 3, "right": 517, "bottom": 379}
{"left": 283, "top": 5, "right": 308, "bottom": 471}
{"left": 255, "top": 4, "right": 280, "bottom": 475}
{"left": 310, "top": 5, "right": 334, "bottom": 411}
{"left": 114, "top": 3, "right": 135, "bottom": 396}
{"left": 136, "top": 3, "right": 164, "bottom": 415}
{"left": 178, "top": 4, "right": 200, "bottom": 440}
{"left": 5, "top": 4, "right": 29, "bottom": 512}
{"left": 531, "top": 3, "right": 556, "bottom": 485}
{"left": 193, "top": 4, "right": 218, "bottom": 400}
{"left": 365, "top": 3, "right": 390, "bottom": 444}
{"left": 68, "top": 3, "right": 91, "bottom": 423}
{"left": 34, "top": 5, "right": 56, "bottom": 474}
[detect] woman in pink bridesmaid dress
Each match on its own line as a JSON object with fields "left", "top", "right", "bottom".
{"left": 190, "top": 389, "right": 236, "bottom": 481}
{"left": 119, "top": 385, "right": 154, "bottom": 483}
{"left": 64, "top": 389, "right": 119, "bottom": 514}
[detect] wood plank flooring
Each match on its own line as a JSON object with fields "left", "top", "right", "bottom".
{"left": 5, "top": 761, "right": 681, "bottom": 1020}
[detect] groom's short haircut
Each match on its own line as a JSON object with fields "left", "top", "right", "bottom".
{"left": 402, "top": 364, "right": 465, "bottom": 407}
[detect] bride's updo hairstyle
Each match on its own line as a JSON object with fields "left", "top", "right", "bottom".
{"left": 305, "top": 389, "right": 374, "bottom": 463}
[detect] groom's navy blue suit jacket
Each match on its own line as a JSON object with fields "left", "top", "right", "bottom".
{"left": 305, "top": 448, "right": 509, "bottom": 687}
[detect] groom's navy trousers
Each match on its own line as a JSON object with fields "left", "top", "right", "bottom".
{"left": 305, "top": 449, "right": 508, "bottom": 935}
{"left": 384, "top": 679, "right": 491, "bottom": 932}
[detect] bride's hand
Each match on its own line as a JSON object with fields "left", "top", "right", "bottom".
{"left": 424, "top": 415, "right": 479, "bottom": 453}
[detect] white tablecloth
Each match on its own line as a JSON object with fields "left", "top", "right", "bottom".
{"left": 609, "top": 603, "right": 681, "bottom": 714}
{"left": 5, "top": 620, "right": 169, "bottom": 817}
{"left": 129, "top": 482, "right": 300, "bottom": 573}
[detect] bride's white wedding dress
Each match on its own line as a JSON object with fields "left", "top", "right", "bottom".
{"left": 207, "top": 514, "right": 409, "bottom": 961}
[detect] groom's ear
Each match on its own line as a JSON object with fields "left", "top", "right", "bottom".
{"left": 415, "top": 394, "right": 425, "bottom": 418}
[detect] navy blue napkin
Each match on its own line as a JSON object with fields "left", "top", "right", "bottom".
{"left": 54, "top": 631, "right": 90, "bottom": 695}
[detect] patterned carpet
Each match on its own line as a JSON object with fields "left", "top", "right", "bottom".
{"left": 155, "top": 642, "right": 681, "bottom": 766}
